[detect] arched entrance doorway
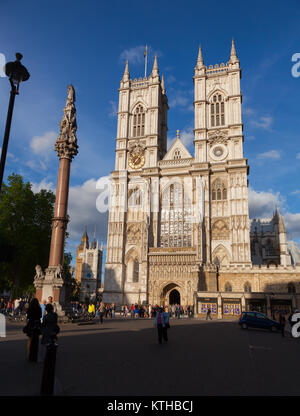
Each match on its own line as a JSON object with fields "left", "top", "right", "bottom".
{"left": 169, "top": 289, "right": 180, "bottom": 305}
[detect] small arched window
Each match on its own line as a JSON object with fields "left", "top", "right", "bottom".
{"left": 211, "top": 94, "right": 225, "bottom": 127}
{"left": 133, "top": 259, "right": 139, "bottom": 282}
{"left": 133, "top": 105, "right": 145, "bottom": 137}
{"left": 174, "top": 149, "right": 181, "bottom": 160}
{"left": 225, "top": 282, "right": 232, "bottom": 292}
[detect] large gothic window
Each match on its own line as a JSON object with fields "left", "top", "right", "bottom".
{"left": 126, "top": 256, "right": 139, "bottom": 283}
{"left": 210, "top": 94, "right": 225, "bottom": 127}
{"left": 160, "top": 182, "right": 192, "bottom": 248}
{"left": 133, "top": 259, "right": 139, "bottom": 282}
{"left": 128, "top": 187, "right": 141, "bottom": 207}
{"left": 211, "top": 179, "right": 227, "bottom": 201}
{"left": 132, "top": 105, "right": 145, "bottom": 137}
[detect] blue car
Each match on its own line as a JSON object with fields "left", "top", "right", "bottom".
{"left": 239, "top": 311, "right": 281, "bottom": 332}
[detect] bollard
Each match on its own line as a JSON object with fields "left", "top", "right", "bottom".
{"left": 40, "top": 339, "right": 58, "bottom": 396}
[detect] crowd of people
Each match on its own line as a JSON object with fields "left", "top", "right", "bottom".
{"left": 121, "top": 304, "right": 194, "bottom": 319}
{"left": 0, "top": 297, "right": 29, "bottom": 317}
{"left": 68, "top": 301, "right": 195, "bottom": 320}
{"left": 23, "top": 296, "right": 60, "bottom": 362}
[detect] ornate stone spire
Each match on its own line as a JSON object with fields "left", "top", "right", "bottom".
{"left": 161, "top": 74, "right": 166, "bottom": 94}
{"left": 197, "top": 45, "right": 204, "bottom": 67}
{"left": 55, "top": 84, "right": 78, "bottom": 160}
{"left": 176, "top": 129, "right": 180, "bottom": 139}
{"left": 229, "top": 38, "right": 239, "bottom": 64}
{"left": 279, "top": 214, "right": 286, "bottom": 233}
{"left": 122, "top": 60, "right": 130, "bottom": 81}
{"left": 151, "top": 55, "right": 159, "bottom": 76}
{"left": 273, "top": 206, "right": 279, "bottom": 224}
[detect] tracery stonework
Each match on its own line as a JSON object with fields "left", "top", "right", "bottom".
{"left": 103, "top": 43, "right": 300, "bottom": 310}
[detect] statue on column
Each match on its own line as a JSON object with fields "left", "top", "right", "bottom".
{"left": 33, "top": 84, "right": 78, "bottom": 316}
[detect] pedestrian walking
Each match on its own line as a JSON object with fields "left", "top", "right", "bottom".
{"left": 176, "top": 305, "right": 180, "bottom": 319}
{"left": 23, "top": 298, "right": 42, "bottom": 362}
{"left": 134, "top": 304, "right": 139, "bottom": 318}
{"left": 155, "top": 307, "right": 168, "bottom": 344}
{"left": 40, "top": 300, "right": 47, "bottom": 322}
{"left": 47, "top": 296, "right": 57, "bottom": 313}
{"left": 40, "top": 303, "right": 60, "bottom": 361}
{"left": 206, "top": 307, "right": 212, "bottom": 320}
{"left": 88, "top": 302, "right": 95, "bottom": 319}
{"left": 99, "top": 302, "right": 105, "bottom": 324}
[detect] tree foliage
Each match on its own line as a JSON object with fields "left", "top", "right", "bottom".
{"left": 0, "top": 174, "right": 55, "bottom": 296}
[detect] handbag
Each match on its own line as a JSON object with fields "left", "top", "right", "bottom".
{"left": 165, "top": 322, "right": 170, "bottom": 329}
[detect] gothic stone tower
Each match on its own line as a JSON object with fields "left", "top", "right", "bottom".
{"left": 75, "top": 229, "right": 103, "bottom": 301}
{"left": 103, "top": 42, "right": 252, "bottom": 306}
{"left": 103, "top": 57, "right": 168, "bottom": 305}
{"left": 193, "top": 41, "right": 251, "bottom": 270}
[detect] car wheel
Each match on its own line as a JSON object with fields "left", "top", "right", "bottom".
{"left": 270, "top": 325, "right": 277, "bottom": 332}
{"left": 241, "top": 323, "right": 248, "bottom": 329}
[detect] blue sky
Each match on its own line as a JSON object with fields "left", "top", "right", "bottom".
{"left": 1, "top": 0, "right": 300, "bottom": 265}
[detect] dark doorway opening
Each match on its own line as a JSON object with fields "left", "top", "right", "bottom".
{"left": 169, "top": 289, "right": 180, "bottom": 305}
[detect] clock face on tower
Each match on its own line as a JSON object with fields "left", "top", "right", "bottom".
{"left": 128, "top": 143, "right": 145, "bottom": 169}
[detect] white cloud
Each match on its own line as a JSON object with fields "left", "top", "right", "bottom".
{"left": 31, "top": 179, "right": 55, "bottom": 193}
{"left": 248, "top": 187, "right": 283, "bottom": 218}
{"left": 120, "top": 45, "right": 162, "bottom": 66}
{"left": 257, "top": 150, "right": 281, "bottom": 160}
{"left": 251, "top": 116, "right": 273, "bottom": 130}
{"left": 168, "top": 89, "right": 193, "bottom": 111}
{"left": 247, "top": 135, "right": 255, "bottom": 141}
{"left": 30, "top": 131, "right": 57, "bottom": 157}
{"left": 108, "top": 100, "right": 117, "bottom": 118}
{"left": 0, "top": 147, "right": 16, "bottom": 160}
{"left": 68, "top": 178, "right": 109, "bottom": 244}
{"left": 167, "top": 74, "right": 176, "bottom": 84}
{"left": 284, "top": 213, "right": 300, "bottom": 239}
{"left": 243, "top": 107, "right": 255, "bottom": 116}
{"left": 296, "top": 153, "right": 300, "bottom": 159}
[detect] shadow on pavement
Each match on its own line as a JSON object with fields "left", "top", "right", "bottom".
{"left": 1, "top": 319, "right": 299, "bottom": 396}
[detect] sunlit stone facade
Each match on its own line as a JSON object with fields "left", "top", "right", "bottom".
{"left": 103, "top": 43, "right": 300, "bottom": 316}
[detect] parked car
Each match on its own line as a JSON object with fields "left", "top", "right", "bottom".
{"left": 239, "top": 311, "right": 281, "bottom": 332}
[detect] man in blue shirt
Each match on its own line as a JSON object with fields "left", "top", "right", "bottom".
{"left": 40, "top": 300, "right": 46, "bottom": 322}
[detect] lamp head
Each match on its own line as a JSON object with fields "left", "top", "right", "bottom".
{"left": 4, "top": 53, "right": 30, "bottom": 91}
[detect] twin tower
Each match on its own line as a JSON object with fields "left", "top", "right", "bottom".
{"left": 103, "top": 41, "right": 252, "bottom": 306}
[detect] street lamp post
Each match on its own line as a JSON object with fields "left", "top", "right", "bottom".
{"left": 0, "top": 53, "right": 30, "bottom": 193}
{"left": 214, "top": 257, "right": 220, "bottom": 292}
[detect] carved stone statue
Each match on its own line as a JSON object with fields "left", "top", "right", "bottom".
{"left": 55, "top": 84, "right": 78, "bottom": 160}
{"left": 56, "top": 264, "right": 64, "bottom": 279}
{"left": 34, "top": 265, "right": 45, "bottom": 280}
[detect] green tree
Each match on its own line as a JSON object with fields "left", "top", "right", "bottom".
{"left": 0, "top": 173, "right": 55, "bottom": 296}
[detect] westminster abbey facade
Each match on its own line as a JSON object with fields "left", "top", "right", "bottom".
{"left": 103, "top": 42, "right": 300, "bottom": 318}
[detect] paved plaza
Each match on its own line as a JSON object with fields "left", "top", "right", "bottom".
{"left": 1, "top": 317, "right": 300, "bottom": 396}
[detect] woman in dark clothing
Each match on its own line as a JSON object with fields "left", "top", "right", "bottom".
{"left": 24, "top": 298, "right": 42, "bottom": 362}
{"left": 39, "top": 303, "right": 60, "bottom": 361}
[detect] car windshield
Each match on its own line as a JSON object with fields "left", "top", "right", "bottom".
{"left": 256, "top": 313, "right": 267, "bottom": 319}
